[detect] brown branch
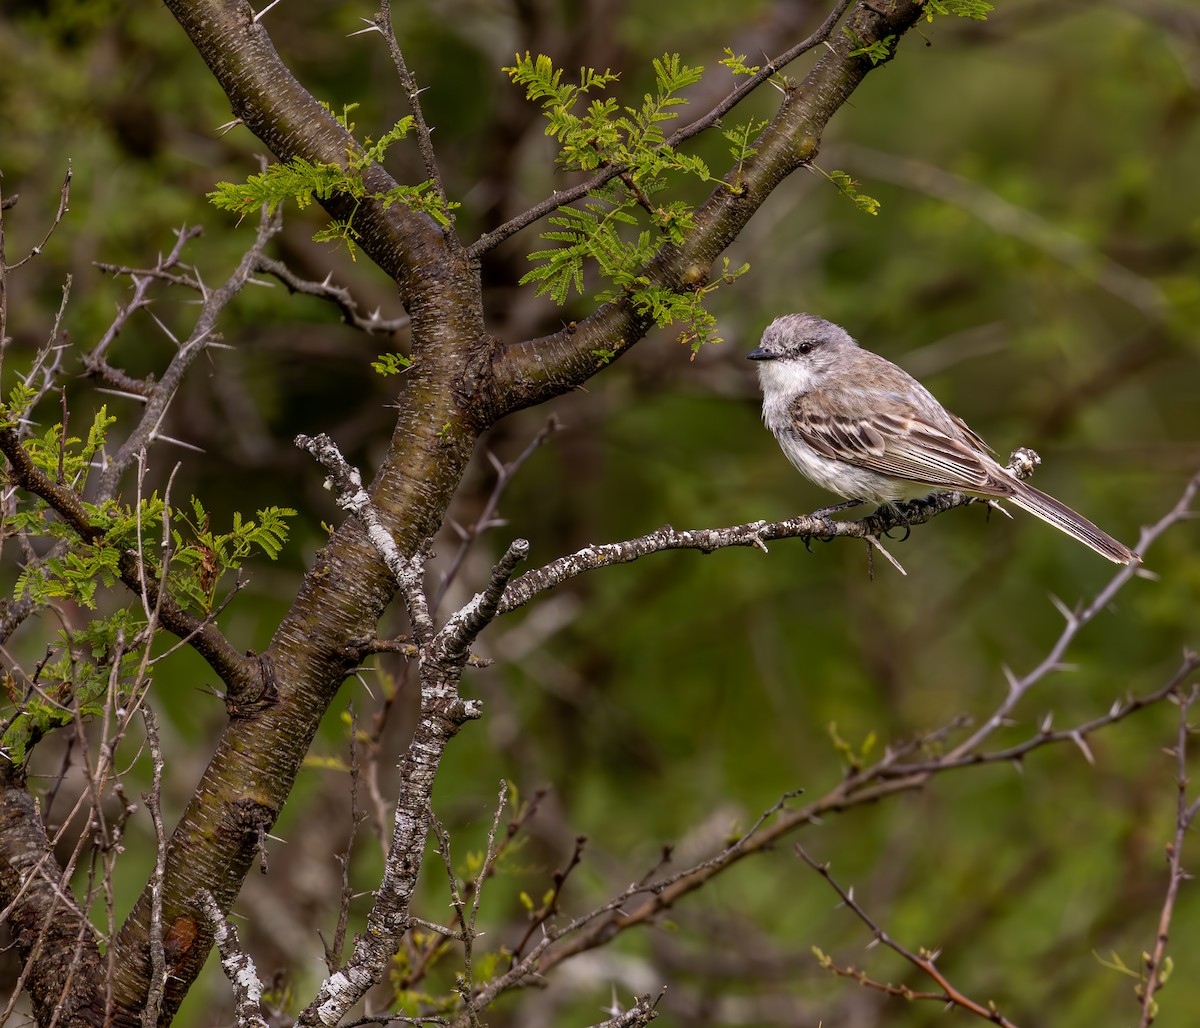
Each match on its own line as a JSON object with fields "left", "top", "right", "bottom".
{"left": 1138, "top": 683, "right": 1200, "bottom": 1028}
{"left": 520, "top": 611, "right": 1199, "bottom": 989}
{"left": 253, "top": 254, "right": 410, "bottom": 336}
{"left": 797, "top": 843, "right": 1021, "bottom": 1026}
{"left": 375, "top": 1, "right": 447, "bottom": 206}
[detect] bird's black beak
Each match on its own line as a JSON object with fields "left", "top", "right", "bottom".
{"left": 745, "top": 347, "right": 774, "bottom": 361}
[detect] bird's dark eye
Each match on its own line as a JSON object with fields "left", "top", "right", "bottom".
{"left": 798, "top": 341, "right": 814, "bottom": 356}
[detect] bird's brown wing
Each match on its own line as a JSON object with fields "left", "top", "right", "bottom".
{"left": 789, "top": 389, "right": 1014, "bottom": 496}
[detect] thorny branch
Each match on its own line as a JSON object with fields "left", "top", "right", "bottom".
{"left": 1139, "top": 683, "right": 1200, "bottom": 1028}
{"left": 375, "top": 1, "right": 447, "bottom": 205}
{"left": 253, "top": 254, "right": 410, "bottom": 336}
{"left": 796, "top": 843, "right": 1021, "bottom": 1027}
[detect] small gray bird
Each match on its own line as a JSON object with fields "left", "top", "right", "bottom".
{"left": 747, "top": 313, "right": 1139, "bottom": 565}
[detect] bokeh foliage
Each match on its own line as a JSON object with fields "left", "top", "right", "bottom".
{"left": 2, "top": 0, "right": 1198, "bottom": 1024}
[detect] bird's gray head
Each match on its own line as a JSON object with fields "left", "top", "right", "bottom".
{"left": 746, "top": 314, "right": 857, "bottom": 395}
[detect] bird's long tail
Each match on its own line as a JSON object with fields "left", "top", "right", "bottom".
{"left": 1008, "top": 480, "right": 1139, "bottom": 565}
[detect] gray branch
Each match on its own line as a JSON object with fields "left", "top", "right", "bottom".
{"left": 197, "top": 890, "right": 269, "bottom": 1028}
{"left": 296, "top": 432, "right": 435, "bottom": 644}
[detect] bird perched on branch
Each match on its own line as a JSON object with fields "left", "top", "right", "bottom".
{"left": 748, "top": 313, "right": 1138, "bottom": 565}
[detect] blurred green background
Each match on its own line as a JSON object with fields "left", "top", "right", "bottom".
{"left": 2, "top": 0, "right": 1199, "bottom": 1024}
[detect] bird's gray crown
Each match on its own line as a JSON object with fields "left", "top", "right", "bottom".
{"left": 751, "top": 313, "right": 857, "bottom": 361}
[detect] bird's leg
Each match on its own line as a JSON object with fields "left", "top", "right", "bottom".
{"left": 811, "top": 497, "right": 869, "bottom": 519}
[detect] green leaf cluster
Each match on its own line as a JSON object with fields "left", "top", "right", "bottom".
{"left": 166, "top": 497, "right": 296, "bottom": 611}
{"left": 2, "top": 409, "right": 295, "bottom": 767}
{"left": 814, "top": 166, "right": 881, "bottom": 216}
{"left": 506, "top": 51, "right": 756, "bottom": 353}
{"left": 919, "top": 0, "right": 994, "bottom": 21}
{"left": 718, "top": 48, "right": 760, "bottom": 78}
{"left": 370, "top": 352, "right": 414, "bottom": 377}
{"left": 845, "top": 30, "right": 897, "bottom": 66}
{"left": 1, "top": 645, "right": 114, "bottom": 766}
{"left": 207, "top": 104, "right": 459, "bottom": 259}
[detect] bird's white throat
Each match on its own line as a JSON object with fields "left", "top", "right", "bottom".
{"left": 755, "top": 357, "right": 819, "bottom": 400}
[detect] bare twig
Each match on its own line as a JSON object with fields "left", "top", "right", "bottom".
{"left": 4, "top": 162, "right": 72, "bottom": 273}
{"left": 389, "top": 786, "right": 546, "bottom": 1004}
{"left": 796, "top": 843, "right": 1021, "bottom": 1027}
{"left": 322, "top": 706, "right": 366, "bottom": 974}
{"left": 254, "top": 254, "right": 410, "bottom": 335}
{"left": 94, "top": 208, "right": 283, "bottom": 497}
{"left": 941, "top": 469, "right": 1200, "bottom": 764}
{"left": 510, "top": 833, "right": 587, "bottom": 963}
{"left": 433, "top": 414, "right": 561, "bottom": 612}
{"left": 1138, "top": 682, "right": 1200, "bottom": 1028}
{"left": 139, "top": 708, "right": 169, "bottom": 1028}
{"left": 376, "top": 1, "right": 446, "bottom": 204}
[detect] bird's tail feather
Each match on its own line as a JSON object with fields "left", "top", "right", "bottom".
{"left": 1008, "top": 481, "right": 1139, "bottom": 565}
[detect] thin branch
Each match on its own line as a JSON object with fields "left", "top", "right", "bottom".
{"left": 254, "top": 254, "right": 410, "bottom": 335}
{"left": 387, "top": 786, "right": 546, "bottom": 1003}
{"left": 139, "top": 708, "right": 168, "bottom": 1028}
{"left": 432, "top": 414, "right": 561, "bottom": 612}
{"left": 323, "top": 706, "right": 365, "bottom": 974}
{"left": 454, "top": 789, "right": 802, "bottom": 1022}
{"left": 877, "top": 653, "right": 1200, "bottom": 779}
{"left": 796, "top": 843, "right": 1021, "bottom": 1027}
{"left": 94, "top": 207, "right": 283, "bottom": 498}
{"left": 376, "top": 1, "right": 447, "bottom": 205}
{"left": 497, "top": 475, "right": 1010, "bottom": 614}
{"left": 1138, "top": 683, "right": 1200, "bottom": 1028}
{"left": 941, "top": 468, "right": 1200, "bottom": 763}
{"left": 4, "top": 162, "right": 72, "bottom": 273}
{"left": 516, "top": 651, "right": 1200, "bottom": 993}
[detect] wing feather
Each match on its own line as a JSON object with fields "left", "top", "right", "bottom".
{"left": 789, "top": 388, "right": 1013, "bottom": 496}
